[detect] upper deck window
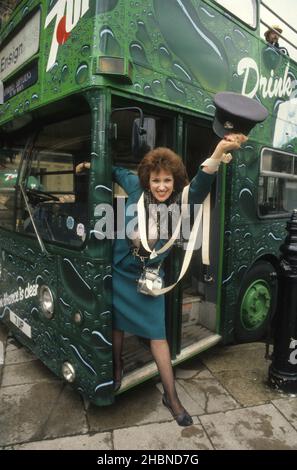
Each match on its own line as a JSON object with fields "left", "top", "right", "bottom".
{"left": 214, "top": 0, "right": 258, "bottom": 28}
{"left": 259, "top": 148, "right": 297, "bottom": 217}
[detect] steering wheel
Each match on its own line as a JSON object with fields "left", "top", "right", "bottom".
{"left": 26, "top": 188, "right": 60, "bottom": 204}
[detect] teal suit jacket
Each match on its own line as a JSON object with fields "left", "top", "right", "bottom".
{"left": 112, "top": 166, "right": 216, "bottom": 267}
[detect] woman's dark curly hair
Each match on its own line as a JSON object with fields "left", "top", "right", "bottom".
{"left": 138, "top": 147, "right": 189, "bottom": 192}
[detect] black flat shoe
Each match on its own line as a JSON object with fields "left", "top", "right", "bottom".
{"left": 162, "top": 394, "right": 193, "bottom": 427}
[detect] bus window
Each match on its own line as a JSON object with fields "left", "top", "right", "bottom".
{"left": 261, "top": 150, "right": 293, "bottom": 174}
{"left": 16, "top": 113, "right": 91, "bottom": 247}
{"left": 259, "top": 149, "right": 297, "bottom": 216}
{"left": 214, "top": 0, "right": 258, "bottom": 28}
{"left": 283, "top": 180, "right": 297, "bottom": 211}
{"left": 0, "top": 149, "right": 21, "bottom": 230}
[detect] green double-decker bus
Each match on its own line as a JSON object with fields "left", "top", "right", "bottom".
{"left": 0, "top": 0, "right": 297, "bottom": 406}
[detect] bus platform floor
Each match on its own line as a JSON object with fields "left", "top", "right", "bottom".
{"left": 1, "top": 323, "right": 297, "bottom": 451}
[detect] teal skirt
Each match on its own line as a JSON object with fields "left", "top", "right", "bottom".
{"left": 112, "top": 253, "right": 165, "bottom": 339}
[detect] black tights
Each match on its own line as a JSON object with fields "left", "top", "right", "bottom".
{"left": 112, "top": 329, "right": 184, "bottom": 415}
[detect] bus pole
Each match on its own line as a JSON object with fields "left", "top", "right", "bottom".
{"left": 268, "top": 209, "right": 297, "bottom": 393}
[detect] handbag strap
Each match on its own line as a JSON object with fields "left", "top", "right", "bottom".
{"left": 151, "top": 202, "right": 203, "bottom": 295}
{"left": 137, "top": 185, "right": 190, "bottom": 259}
{"left": 202, "top": 193, "right": 210, "bottom": 266}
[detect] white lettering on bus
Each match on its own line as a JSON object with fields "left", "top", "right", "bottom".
{"left": 45, "top": 0, "right": 90, "bottom": 72}
{"left": 289, "top": 339, "right": 297, "bottom": 366}
{"left": 238, "top": 57, "right": 293, "bottom": 99}
{"left": 0, "top": 283, "right": 38, "bottom": 308}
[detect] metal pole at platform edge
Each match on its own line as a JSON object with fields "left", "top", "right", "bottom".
{"left": 269, "top": 209, "right": 297, "bottom": 394}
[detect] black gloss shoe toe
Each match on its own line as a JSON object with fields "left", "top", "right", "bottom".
{"left": 162, "top": 394, "right": 193, "bottom": 427}
{"left": 175, "top": 409, "right": 193, "bottom": 427}
{"left": 113, "top": 378, "right": 122, "bottom": 392}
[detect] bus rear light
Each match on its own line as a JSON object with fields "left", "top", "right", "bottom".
{"left": 39, "top": 285, "right": 54, "bottom": 319}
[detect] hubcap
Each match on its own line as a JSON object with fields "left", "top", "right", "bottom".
{"left": 240, "top": 280, "right": 271, "bottom": 330}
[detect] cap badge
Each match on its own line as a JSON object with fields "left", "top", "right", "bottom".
{"left": 224, "top": 121, "right": 234, "bottom": 129}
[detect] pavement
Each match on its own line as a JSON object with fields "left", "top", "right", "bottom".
{"left": 1, "top": 323, "right": 297, "bottom": 451}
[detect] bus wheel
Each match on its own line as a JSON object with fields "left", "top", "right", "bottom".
{"left": 235, "top": 261, "right": 277, "bottom": 343}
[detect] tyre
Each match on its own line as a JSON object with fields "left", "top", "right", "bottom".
{"left": 235, "top": 261, "right": 278, "bottom": 343}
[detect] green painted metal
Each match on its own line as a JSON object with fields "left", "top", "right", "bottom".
{"left": 216, "top": 163, "right": 227, "bottom": 335}
{"left": 0, "top": 1, "right": 295, "bottom": 145}
{"left": 240, "top": 279, "right": 271, "bottom": 330}
{"left": 0, "top": 0, "right": 293, "bottom": 129}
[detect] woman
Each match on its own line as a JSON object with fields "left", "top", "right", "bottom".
{"left": 77, "top": 133, "right": 247, "bottom": 426}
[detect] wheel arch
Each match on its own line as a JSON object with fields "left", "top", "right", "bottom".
{"left": 234, "top": 255, "right": 279, "bottom": 343}
{"left": 236, "top": 253, "right": 280, "bottom": 299}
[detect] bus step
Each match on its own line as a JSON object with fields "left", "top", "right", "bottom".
{"left": 117, "top": 332, "right": 221, "bottom": 394}
{"left": 182, "top": 295, "right": 202, "bottom": 324}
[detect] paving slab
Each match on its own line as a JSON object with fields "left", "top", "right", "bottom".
{"left": 0, "top": 324, "right": 8, "bottom": 382}
{"left": 2, "top": 359, "right": 59, "bottom": 387}
{"left": 39, "top": 384, "right": 88, "bottom": 441}
{"left": 200, "top": 404, "right": 297, "bottom": 450}
{"left": 88, "top": 382, "right": 177, "bottom": 432}
{"left": 0, "top": 324, "right": 8, "bottom": 346}
{"left": 92, "top": 367, "right": 239, "bottom": 435}
{"left": 177, "top": 369, "right": 240, "bottom": 414}
{"left": 113, "top": 418, "right": 213, "bottom": 450}
{"left": 89, "top": 376, "right": 214, "bottom": 432}
{"left": 4, "top": 344, "right": 36, "bottom": 365}
{"left": 200, "top": 341, "right": 269, "bottom": 372}
{"left": 5, "top": 336, "right": 22, "bottom": 352}
{"left": 272, "top": 397, "right": 297, "bottom": 431}
{"left": 155, "top": 380, "right": 206, "bottom": 416}
{"left": 15, "top": 432, "right": 112, "bottom": 450}
{"left": 214, "top": 368, "right": 281, "bottom": 406}
{"left": 2, "top": 334, "right": 297, "bottom": 451}
{"left": 0, "top": 381, "right": 87, "bottom": 447}
{"left": 175, "top": 356, "right": 206, "bottom": 380}
{"left": 199, "top": 341, "right": 281, "bottom": 407}
{"left": 0, "top": 345, "right": 3, "bottom": 374}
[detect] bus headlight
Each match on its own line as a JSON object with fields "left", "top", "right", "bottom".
{"left": 39, "top": 285, "right": 54, "bottom": 319}
{"left": 62, "top": 362, "right": 76, "bottom": 383}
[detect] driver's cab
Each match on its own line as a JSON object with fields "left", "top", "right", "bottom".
{"left": 11, "top": 111, "right": 92, "bottom": 248}
{"left": 0, "top": 151, "right": 22, "bottom": 231}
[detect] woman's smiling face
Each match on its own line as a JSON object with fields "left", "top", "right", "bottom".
{"left": 149, "top": 169, "right": 174, "bottom": 202}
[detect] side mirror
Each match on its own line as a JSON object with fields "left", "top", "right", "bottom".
{"left": 132, "top": 117, "right": 156, "bottom": 160}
